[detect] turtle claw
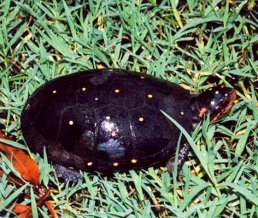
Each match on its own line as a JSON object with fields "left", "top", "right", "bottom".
{"left": 166, "top": 144, "right": 189, "bottom": 174}
{"left": 54, "top": 164, "right": 83, "bottom": 183}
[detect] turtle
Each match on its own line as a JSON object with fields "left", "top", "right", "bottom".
{"left": 20, "top": 69, "right": 236, "bottom": 181}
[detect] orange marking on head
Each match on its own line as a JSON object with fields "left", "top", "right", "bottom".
{"left": 212, "top": 91, "right": 236, "bottom": 121}
{"left": 222, "top": 102, "right": 232, "bottom": 115}
{"left": 211, "top": 112, "right": 222, "bottom": 121}
{"left": 222, "top": 91, "right": 236, "bottom": 114}
{"left": 198, "top": 107, "right": 208, "bottom": 118}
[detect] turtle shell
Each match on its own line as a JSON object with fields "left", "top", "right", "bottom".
{"left": 21, "top": 69, "right": 192, "bottom": 172}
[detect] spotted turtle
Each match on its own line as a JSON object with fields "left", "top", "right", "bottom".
{"left": 21, "top": 69, "right": 236, "bottom": 180}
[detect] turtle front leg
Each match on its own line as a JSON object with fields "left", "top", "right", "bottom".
{"left": 166, "top": 144, "right": 189, "bottom": 174}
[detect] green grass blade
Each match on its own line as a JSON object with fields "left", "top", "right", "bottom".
{"left": 161, "top": 110, "right": 216, "bottom": 184}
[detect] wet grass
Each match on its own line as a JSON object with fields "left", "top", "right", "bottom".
{"left": 0, "top": 0, "right": 257, "bottom": 217}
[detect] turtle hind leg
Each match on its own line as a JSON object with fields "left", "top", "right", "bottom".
{"left": 54, "top": 164, "right": 83, "bottom": 183}
{"left": 166, "top": 144, "right": 189, "bottom": 174}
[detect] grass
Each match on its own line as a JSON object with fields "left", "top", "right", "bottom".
{"left": 0, "top": 0, "right": 257, "bottom": 217}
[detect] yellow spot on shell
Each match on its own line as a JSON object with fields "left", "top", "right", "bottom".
{"left": 147, "top": 94, "right": 153, "bottom": 99}
{"left": 113, "top": 162, "right": 119, "bottom": 167}
{"left": 140, "top": 76, "right": 145, "bottom": 79}
{"left": 114, "top": 89, "right": 120, "bottom": 93}
{"left": 69, "top": 120, "right": 74, "bottom": 125}
{"left": 131, "top": 159, "right": 137, "bottom": 164}
{"left": 87, "top": 162, "right": 93, "bottom": 166}
{"left": 82, "top": 87, "right": 86, "bottom": 92}
{"left": 139, "top": 117, "right": 144, "bottom": 122}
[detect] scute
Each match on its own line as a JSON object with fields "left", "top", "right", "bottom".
{"left": 21, "top": 69, "right": 192, "bottom": 172}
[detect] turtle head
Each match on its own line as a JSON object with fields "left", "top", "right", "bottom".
{"left": 192, "top": 86, "right": 236, "bottom": 125}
